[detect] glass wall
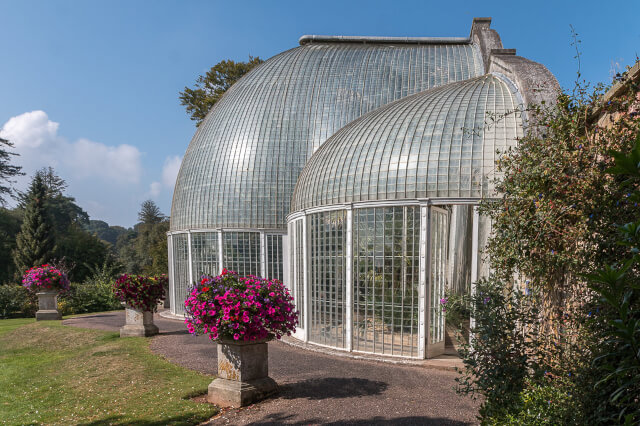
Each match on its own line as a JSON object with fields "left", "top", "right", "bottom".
{"left": 353, "top": 206, "right": 421, "bottom": 357}
{"left": 170, "top": 230, "right": 284, "bottom": 316}
{"left": 223, "top": 232, "right": 261, "bottom": 277}
{"left": 309, "top": 211, "right": 347, "bottom": 348}
{"left": 172, "top": 233, "right": 189, "bottom": 316}
{"left": 191, "top": 232, "right": 219, "bottom": 282}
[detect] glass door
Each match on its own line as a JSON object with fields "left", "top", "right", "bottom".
{"left": 427, "top": 206, "right": 449, "bottom": 358}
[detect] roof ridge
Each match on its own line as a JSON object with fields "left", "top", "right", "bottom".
{"left": 298, "top": 35, "right": 471, "bottom": 46}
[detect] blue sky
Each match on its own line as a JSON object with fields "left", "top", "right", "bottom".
{"left": 1, "top": 0, "right": 638, "bottom": 227}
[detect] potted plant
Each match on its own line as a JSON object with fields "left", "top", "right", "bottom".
{"left": 184, "top": 269, "right": 298, "bottom": 407}
{"left": 113, "top": 274, "right": 166, "bottom": 337}
{"left": 22, "top": 264, "right": 70, "bottom": 321}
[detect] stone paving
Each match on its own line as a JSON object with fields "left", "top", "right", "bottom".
{"left": 63, "top": 311, "right": 479, "bottom": 425}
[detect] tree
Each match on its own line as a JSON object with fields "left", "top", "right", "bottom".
{"left": 18, "top": 167, "right": 89, "bottom": 231}
{"left": 138, "top": 200, "right": 165, "bottom": 225}
{"left": 13, "top": 174, "right": 56, "bottom": 274}
{"left": 0, "top": 208, "right": 21, "bottom": 284}
{"left": 0, "top": 137, "right": 23, "bottom": 206}
{"left": 179, "top": 56, "right": 264, "bottom": 125}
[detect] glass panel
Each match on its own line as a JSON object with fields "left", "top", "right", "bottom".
{"left": 171, "top": 233, "right": 190, "bottom": 316}
{"left": 222, "top": 231, "right": 261, "bottom": 277}
{"left": 308, "top": 210, "right": 346, "bottom": 348}
{"left": 430, "top": 208, "right": 449, "bottom": 344}
{"left": 353, "top": 206, "right": 420, "bottom": 357}
{"left": 191, "top": 232, "right": 219, "bottom": 282}
{"left": 266, "top": 234, "right": 283, "bottom": 281}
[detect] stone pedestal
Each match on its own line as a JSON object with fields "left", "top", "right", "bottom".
{"left": 35, "top": 290, "right": 61, "bottom": 321}
{"left": 119, "top": 306, "right": 159, "bottom": 337}
{"left": 208, "top": 339, "right": 278, "bottom": 407}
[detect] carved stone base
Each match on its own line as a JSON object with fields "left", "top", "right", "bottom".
{"left": 120, "top": 306, "right": 158, "bottom": 337}
{"left": 36, "top": 291, "right": 61, "bottom": 321}
{"left": 208, "top": 376, "right": 278, "bottom": 407}
{"left": 208, "top": 339, "right": 278, "bottom": 407}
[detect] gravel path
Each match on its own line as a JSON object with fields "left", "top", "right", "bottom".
{"left": 63, "top": 311, "right": 479, "bottom": 425}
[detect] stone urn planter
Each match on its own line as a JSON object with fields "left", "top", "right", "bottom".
{"left": 120, "top": 305, "right": 159, "bottom": 337}
{"left": 208, "top": 338, "right": 278, "bottom": 407}
{"left": 35, "top": 290, "right": 62, "bottom": 321}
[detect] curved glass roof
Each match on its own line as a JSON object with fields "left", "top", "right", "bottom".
{"left": 171, "top": 41, "right": 484, "bottom": 231}
{"left": 291, "top": 74, "right": 524, "bottom": 212}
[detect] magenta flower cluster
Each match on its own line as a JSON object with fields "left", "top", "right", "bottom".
{"left": 22, "top": 264, "right": 70, "bottom": 292}
{"left": 184, "top": 269, "right": 298, "bottom": 342}
{"left": 112, "top": 274, "right": 166, "bottom": 312}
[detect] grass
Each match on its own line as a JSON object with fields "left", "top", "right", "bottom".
{"left": 0, "top": 319, "right": 218, "bottom": 425}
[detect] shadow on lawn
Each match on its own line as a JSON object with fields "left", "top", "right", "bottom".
{"left": 77, "top": 413, "right": 215, "bottom": 426}
{"left": 278, "top": 377, "right": 388, "bottom": 400}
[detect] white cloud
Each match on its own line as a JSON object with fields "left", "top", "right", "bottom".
{"left": 149, "top": 181, "right": 162, "bottom": 197}
{"left": 71, "top": 138, "right": 142, "bottom": 184}
{"left": 0, "top": 110, "right": 142, "bottom": 185}
{"left": 0, "top": 110, "right": 146, "bottom": 225}
{"left": 147, "top": 155, "right": 182, "bottom": 199}
{"left": 1, "top": 110, "right": 58, "bottom": 149}
{"left": 161, "top": 155, "right": 182, "bottom": 188}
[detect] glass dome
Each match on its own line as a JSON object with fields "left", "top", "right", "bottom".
{"left": 291, "top": 73, "right": 524, "bottom": 212}
{"left": 170, "top": 41, "right": 484, "bottom": 231}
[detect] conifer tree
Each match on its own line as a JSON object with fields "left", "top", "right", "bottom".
{"left": 13, "top": 174, "right": 56, "bottom": 274}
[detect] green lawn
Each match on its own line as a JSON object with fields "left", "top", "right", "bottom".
{"left": 0, "top": 319, "right": 218, "bottom": 425}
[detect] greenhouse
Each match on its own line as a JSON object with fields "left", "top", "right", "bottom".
{"left": 168, "top": 17, "right": 558, "bottom": 358}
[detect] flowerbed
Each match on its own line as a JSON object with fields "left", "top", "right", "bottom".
{"left": 22, "top": 265, "right": 70, "bottom": 293}
{"left": 184, "top": 269, "right": 298, "bottom": 341}
{"left": 112, "top": 274, "right": 166, "bottom": 312}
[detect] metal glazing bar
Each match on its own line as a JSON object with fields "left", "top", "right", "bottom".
{"left": 345, "top": 208, "right": 353, "bottom": 351}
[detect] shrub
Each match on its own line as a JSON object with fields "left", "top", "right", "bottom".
{"left": 0, "top": 284, "right": 35, "bottom": 318}
{"left": 498, "top": 378, "right": 582, "bottom": 425}
{"left": 184, "top": 269, "right": 298, "bottom": 342}
{"left": 58, "top": 281, "right": 123, "bottom": 316}
{"left": 456, "top": 277, "right": 542, "bottom": 421}
{"left": 22, "top": 264, "right": 70, "bottom": 293}
{"left": 112, "top": 274, "right": 165, "bottom": 312}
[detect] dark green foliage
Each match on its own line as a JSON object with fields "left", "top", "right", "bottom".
{"left": 13, "top": 174, "right": 56, "bottom": 274}
{"left": 179, "top": 56, "right": 263, "bottom": 125}
{"left": 580, "top": 137, "right": 640, "bottom": 424}
{"left": 54, "top": 223, "right": 109, "bottom": 282}
{"left": 0, "top": 285, "right": 34, "bottom": 318}
{"left": 115, "top": 229, "right": 143, "bottom": 273}
{"left": 0, "top": 137, "right": 23, "bottom": 206}
{"left": 0, "top": 208, "right": 21, "bottom": 284}
{"left": 456, "top": 278, "right": 544, "bottom": 422}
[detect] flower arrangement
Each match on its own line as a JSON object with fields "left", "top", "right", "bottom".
{"left": 22, "top": 264, "right": 70, "bottom": 292}
{"left": 184, "top": 269, "right": 298, "bottom": 342}
{"left": 112, "top": 274, "right": 166, "bottom": 312}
